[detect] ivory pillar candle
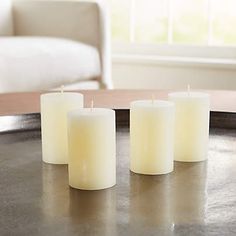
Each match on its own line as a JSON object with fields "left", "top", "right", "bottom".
{"left": 68, "top": 108, "right": 116, "bottom": 190}
{"left": 130, "top": 100, "right": 175, "bottom": 175}
{"left": 41, "top": 92, "right": 83, "bottom": 164}
{"left": 168, "top": 92, "right": 210, "bottom": 162}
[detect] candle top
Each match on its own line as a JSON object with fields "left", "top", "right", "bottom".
{"left": 41, "top": 92, "right": 83, "bottom": 101}
{"left": 68, "top": 108, "right": 115, "bottom": 118}
{"left": 168, "top": 91, "right": 209, "bottom": 99}
{"left": 131, "top": 100, "right": 174, "bottom": 108}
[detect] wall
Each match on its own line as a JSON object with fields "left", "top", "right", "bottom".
{"left": 112, "top": 59, "right": 236, "bottom": 90}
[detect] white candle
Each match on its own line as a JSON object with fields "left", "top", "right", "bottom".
{"left": 41, "top": 92, "right": 83, "bottom": 164}
{"left": 168, "top": 91, "right": 210, "bottom": 162}
{"left": 130, "top": 100, "right": 175, "bottom": 175}
{"left": 68, "top": 108, "right": 116, "bottom": 190}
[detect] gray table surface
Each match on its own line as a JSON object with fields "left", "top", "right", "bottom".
{"left": 0, "top": 128, "right": 236, "bottom": 236}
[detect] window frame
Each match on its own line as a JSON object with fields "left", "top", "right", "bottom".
{"left": 112, "top": 42, "right": 236, "bottom": 70}
{"left": 112, "top": 42, "right": 236, "bottom": 59}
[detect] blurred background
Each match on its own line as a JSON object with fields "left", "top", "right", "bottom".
{"left": 105, "top": 0, "right": 236, "bottom": 90}
{"left": 1, "top": 0, "right": 236, "bottom": 92}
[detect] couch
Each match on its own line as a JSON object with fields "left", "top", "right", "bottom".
{"left": 0, "top": 0, "right": 112, "bottom": 93}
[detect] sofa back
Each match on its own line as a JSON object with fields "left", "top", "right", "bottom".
{"left": 0, "top": 0, "right": 14, "bottom": 36}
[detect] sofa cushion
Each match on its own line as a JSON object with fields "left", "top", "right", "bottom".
{"left": 53, "top": 80, "right": 100, "bottom": 91}
{"left": 0, "top": 37, "right": 101, "bottom": 92}
{"left": 0, "top": 0, "right": 14, "bottom": 36}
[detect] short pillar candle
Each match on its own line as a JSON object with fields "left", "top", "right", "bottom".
{"left": 68, "top": 108, "right": 116, "bottom": 190}
{"left": 41, "top": 92, "right": 83, "bottom": 164}
{"left": 168, "top": 91, "right": 210, "bottom": 162}
{"left": 130, "top": 100, "right": 175, "bottom": 175}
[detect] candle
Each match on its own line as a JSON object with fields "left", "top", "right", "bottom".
{"left": 68, "top": 107, "right": 116, "bottom": 190}
{"left": 130, "top": 100, "right": 175, "bottom": 175}
{"left": 168, "top": 91, "right": 210, "bottom": 162}
{"left": 41, "top": 92, "right": 83, "bottom": 164}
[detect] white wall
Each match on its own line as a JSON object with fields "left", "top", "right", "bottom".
{"left": 112, "top": 60, "right": 236, "bottom": 90}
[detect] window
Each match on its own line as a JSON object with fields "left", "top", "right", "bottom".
{"left": 105, "top": 0, "right": 236, "bottom": 59}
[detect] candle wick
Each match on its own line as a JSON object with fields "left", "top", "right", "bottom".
{"left": 60, "top": 85, "right": 64, "bottom": 93}
{"left": 90, "top": 100, "right": 94, "bottom": 111}
{"left": 187, "top": 84, "right": 190, "bottom": 96}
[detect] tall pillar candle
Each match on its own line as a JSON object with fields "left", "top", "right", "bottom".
{"left": 168, "top": 92, "right": 210, "bottom": 162}
{"left": 68, "top": 108, "right": 116, "bottom": 190}
{"left": 41, "top": 92, "right": 83, "bottom": 164}
{"left": 130, "top": 100, "right": 175, "bottom": 175}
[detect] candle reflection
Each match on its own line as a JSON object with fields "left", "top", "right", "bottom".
{"left": 42, "top": 164, "right": 70, "bottom": 218}
{"left": 172, "top": 161, "right": 208, "bottom": 225}
{"left": 129, "top": 173, "right": 174, "bottom": 232}
{"left": 128, "top": 161, "right": 207, "bottom": 232}
{"left": 69, "top": 188, "right": 116, "bottom": 235}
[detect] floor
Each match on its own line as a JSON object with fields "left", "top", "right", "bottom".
{"left": 0, "top": 128, "right": 236, "bottom": 236}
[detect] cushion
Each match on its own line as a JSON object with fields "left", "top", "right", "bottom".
{"left": 53, "top": 80, "right": 100, "bottom": 91}
{"left": 0, "top": 0, "right": 14, "bottom": 36}
{"left": 0, "top": 37, "right": 101, "bottom": 92}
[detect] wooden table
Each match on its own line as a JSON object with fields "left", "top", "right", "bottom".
{"left": 0, "top": 89, "right": 236, "bottom": 132}
{"left": 0, "top": 89, "right": 236, "bottom": 115}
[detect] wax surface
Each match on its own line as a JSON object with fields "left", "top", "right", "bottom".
{"left": 68, "top": 108, "right": 116, "bottom": 190}
{"left": 130, "top": 100, "right": 175, "bottom": 175}
{"left": 41, "top": 92, "right": 83, "bottom": 164}
{"left": 168, "top": 92, "right": 210, "bottom": 162}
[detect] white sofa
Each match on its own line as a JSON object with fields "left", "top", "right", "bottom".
{"left": 0, "top": 0, "right": 112, "bottom": 93}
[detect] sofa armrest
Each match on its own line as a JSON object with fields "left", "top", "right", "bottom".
{"left": 12, "top": 0, "right": 112, "bottom": 89}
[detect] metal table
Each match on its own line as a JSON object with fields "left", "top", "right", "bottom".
{"left": 1, "top": 90, "right": 236, "bottom": 235}
{"left": 1, "top": 127, "right": 236, "bottom": 235}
